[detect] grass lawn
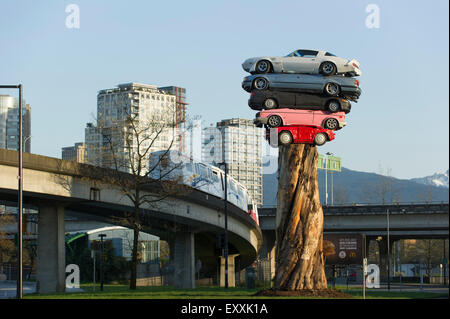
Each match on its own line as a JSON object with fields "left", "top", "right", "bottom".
{"left": 24, "top": 284, "right": 449, "bottom": 299}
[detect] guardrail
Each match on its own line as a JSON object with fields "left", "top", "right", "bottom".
{"left": 261, "top": 201, "right": 449, "bottom": 209}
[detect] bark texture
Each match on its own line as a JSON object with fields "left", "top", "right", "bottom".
{"left": 274, "top": 144, "right": 327, "bottom": 290}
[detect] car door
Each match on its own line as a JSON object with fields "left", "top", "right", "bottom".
{"left": 295, "top": 93, "right": 322, "bottom": 109}
{"left": 283, "top": 50, "right": 319, "bottom": 73}
{"left": 282, "top": 109, "right": 314, "bottom": 126}
{"left": 296, "top": 126, "right": 315, "bottom": 143}
{"left": 275, "top": 91, "right": 295, "bottom": 107}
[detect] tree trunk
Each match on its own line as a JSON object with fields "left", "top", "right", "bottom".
{"left": 274, "top": 144, "right": 327, "bottom": 290}
{"left": 129, "top": 210, "right": 140, "bottom": 290}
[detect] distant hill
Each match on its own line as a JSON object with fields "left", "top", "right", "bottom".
{"left": 263, "top": 164, "right": 449, "bottom": 207}
{"left": 410, "top": 170, "right": 449, "bottom": 188}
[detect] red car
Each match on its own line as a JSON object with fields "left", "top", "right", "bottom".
{"left": 254, "top": 108, "right": 346, "bottom": 130}
{"left": 265, "top": 125, "right": 335, "bottom": 146}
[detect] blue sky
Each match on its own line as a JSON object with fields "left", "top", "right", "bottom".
{"left": 0, "top": 0, "right": 448, "bottom": 179}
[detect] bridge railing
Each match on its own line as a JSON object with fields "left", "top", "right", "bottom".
{"left": 261, "top": 201, "right": 449, "bottom": 209}
{"left": 259, "top": 201, "right": 449, "bottom": 216}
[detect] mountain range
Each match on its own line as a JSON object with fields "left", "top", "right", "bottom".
{"left": 262, "top": 158, "right": 449, "bottom": 207}
{"left": 410, "top": 170, "right": 449, "bottom": 188}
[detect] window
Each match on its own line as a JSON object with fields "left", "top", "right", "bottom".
{"left": 90, "top": 188, "right": 100, "bottom": 201}
{"left": 296, "top": 50, "right": 318, "bottom": 58}
{"left": 197, "top": 164, "right": 209, "bottom": 179}
{"left": 211, "top": 171, "right": 219, "bottom": 183}
{"left": 325, "top": 52, "right": 336, "bottom": 57}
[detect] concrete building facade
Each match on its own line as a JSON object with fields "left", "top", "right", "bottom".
{"left": 202, "top": 118, "right": 264, "bottom": 207}
{"left": 61, "top": 142, "right": 85, "bottom": 163}
{"left": 0, "top": 94, "right": 31, "bottom": 152}
{"left": 85, "top": 83, "right": 186, "bottom": 171}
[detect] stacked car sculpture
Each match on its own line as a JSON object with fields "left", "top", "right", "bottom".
{"left": 241, "top": 49, "right": 362, "bottom": 146}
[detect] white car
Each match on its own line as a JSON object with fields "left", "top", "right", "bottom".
{"left": 242, "top": 49, "right": 361, "bottom": 77}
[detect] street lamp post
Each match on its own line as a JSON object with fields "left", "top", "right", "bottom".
{"left": 218, "top": 162, "right": 229, "bottom": 288}
{"left": 387, "top": 209, "right": 391, "bottom": 291}
{"left": 325, "top": 152, "right": 334, "bottom": 206}
{"left": 98, "top": 234, "right": 106, "bottom": 291}
{"left": 0, "top": 84, "right": 23, "bottom": 299}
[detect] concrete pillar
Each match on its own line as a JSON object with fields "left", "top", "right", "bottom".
{"left": 36, "top": 205, "right": 66, "bottom": 293}
{"left": 219, "top": 254, "right": 239, "bottom": 287}
{"left": 173, "top": 231, "right": 195, "bottom": 289}
{"left": 378, "top": 238, "right": 395, "bottom": 281}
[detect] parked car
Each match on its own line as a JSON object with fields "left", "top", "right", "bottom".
{"left": 265, "top": 125, "right": 335, "bottom": 146}
{"left": 242, "top": 74, "right": 361, "bottom": 101}
{"left": 242, "top": 49, "right": 361, "bottom": 76}
{"left": 248, "top": 90, "right": 351, "bottom": 113}
{"left": 254, "top": 109, "right": 346, "bottom": 130}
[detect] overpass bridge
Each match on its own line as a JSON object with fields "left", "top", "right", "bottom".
{"left": 0, "top": 149, "right": 262, "bottom": 293}
{"left": 259, "top": 203, "right": 449, "bottom": 239}
{"left": 258, "top": 203, "right": 449, "bottom": 277}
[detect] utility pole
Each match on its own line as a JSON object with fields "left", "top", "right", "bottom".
{"left": 0, "top": 84, "right": 23, "bottom": 299}
{"left": 387, "top": 209, "right": 390, "bottom": 291}
{"left": 444, "top": 239, "right": 447, "bottom": 285}
{"left": 219, "top": 162, "right": 229, "bottom": 288}
{"left": 98, "top": 234, "right": 106, "bottom": 291}
{"left": 325, "top": 156, "right": 328, "bottom": 206}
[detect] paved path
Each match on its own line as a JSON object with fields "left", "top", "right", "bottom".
{"left": 0, "top": 281, "right": 83, "bottom": 299}
{"left": 344, "top": 282, "right": 449, "bottom": 295}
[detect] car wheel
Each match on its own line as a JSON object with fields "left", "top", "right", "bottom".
{"left": 314, "top": 133, "right": 327, "bottom": 146}
{"left": 279, "top": 131, "right": 293, "bottom": 145}
{"left": 267, "top": 115, "right": 282, "bottom": 128}
{"left": 264, "top": 98, "right": 278, "bottom": 109}
{"left": 255, "top": 60, "right": 271, "bottom": 74}
{"left": 327, "top": 100, "right": 341, "bottom": 112}
{"left": 253, "top": 77, "right": 269, "bottom": 90}
{"left": 319, "top": 62, "right": 337, "bottom": 76}
{"left": 324, "top": 82, "right": 340, "bottom": 96}
{"left": 324, "top": 118, "right": 339, "bottom": 130}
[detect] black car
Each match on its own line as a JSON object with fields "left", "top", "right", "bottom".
{"left": 248, "top": 90, "right": 351, "bottom": 113}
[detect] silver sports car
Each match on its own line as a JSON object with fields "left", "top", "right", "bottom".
{"left": 242, "top": 74, "right": 361, "bottom": 101}
{"left": 242, "top": 49, "right": 361, "bottom": 77}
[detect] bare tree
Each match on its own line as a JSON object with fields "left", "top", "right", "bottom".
{"left": 87, "top": 96, "right": 191, "bottom": 289}
{"left": 362, "top": 166, "right": 402, "bottom": 204}
{"left": 0, "top": 214, "right": 15, "bottom": 265}
{"left": 333, "top": 185, "right": 349, "bottom": 205}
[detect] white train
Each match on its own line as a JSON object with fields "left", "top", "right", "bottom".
{"left": 149, "top": 150, "right": 259, "bottom": 225}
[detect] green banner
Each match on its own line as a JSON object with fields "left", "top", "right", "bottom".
{"left": 317, "top": 154, "right": 341, "bottom": 172}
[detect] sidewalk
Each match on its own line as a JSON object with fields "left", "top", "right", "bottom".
{"left": 343, "top": 282, "right": 449, "bottom": 294}
{"left": 0, "top": 281, "right": 84, "bottom": 299}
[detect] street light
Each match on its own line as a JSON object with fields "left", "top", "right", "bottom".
{"left": 217, "top": 162, "right": 229, "bottom": 288}
{"left": 325, "top": 152, "right": 333, "bottom": 206}
{"left": 0, "top": 84, "right": 23, "bottom": 299}
{"left": 98, "top": 233, "right": 106, "bottom": 291}
{"left": 387, "top": 209, "right": 391, "bottom": 291}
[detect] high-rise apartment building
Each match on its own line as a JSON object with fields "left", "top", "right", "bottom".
{"left": 85, "top": 83, "right": 186, "bottom": 171}
{"left": 159, "top": 86, "right": 188, "bottom": 153}
{"left": 202, "top": 118, "right": 264, "bottom": 207}
{"left": 0, "top": 94, "right": 32, "bottom": 219}
{"left": 0, "top": 95, "right": 31, "bottom": 152}
{"left": 61, "top": 142, "right": 86, "bottom": 163}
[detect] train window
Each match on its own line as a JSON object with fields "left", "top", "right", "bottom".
{"left": 230, "top": 181, "right": 237, "bottom": 193}
{"left": 198, "top": 164, "right": 209, "bottom": 179}
{"left": 211, "top": 171, "right": 220, "bottom": 183}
